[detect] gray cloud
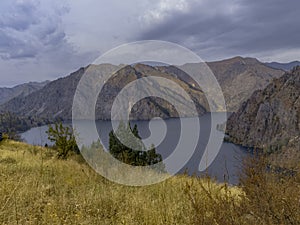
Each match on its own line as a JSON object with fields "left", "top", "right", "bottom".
{"left": 0, "top": 0, "right": 39, "bottom": 31}
{"left": 0, "top": 0, "right": 71, "bottom": 60}
{"left": 0, "top": 0, "right": 97, "bottom": 86}
{"left": 139, "top": 0, "right": 300, "bottom": 61}
{"left": 0, "top": 0, "right": 299, "bottom": 87}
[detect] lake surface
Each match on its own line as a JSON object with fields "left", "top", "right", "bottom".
{"left": 21, "top": 113, "right": 249, "bottom": 184}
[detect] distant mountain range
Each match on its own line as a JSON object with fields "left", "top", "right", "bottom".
{"left": 0, "top": 56, "right": 286, "bottom": 121}
{"left": 265, "top": 61, "right": 300, "bottom": 71}
{"left": 0, "top": 81, "right": 49, "bottom": 105}
{"left": 226, "top": 66, "right": 300, "bottom": 150}
{"left": 0, "top": 64, "right": 208, "bottom": 121}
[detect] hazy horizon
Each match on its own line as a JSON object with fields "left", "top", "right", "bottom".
{"left": 1, "top": 56, "right": 299, "bottom": 88}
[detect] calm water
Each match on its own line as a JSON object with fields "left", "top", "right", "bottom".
{"left": 21, "top": 113, "right": 249, "bottom": 184}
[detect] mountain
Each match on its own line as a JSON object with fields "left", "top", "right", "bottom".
{"left": 206, "top": 57, "right": 284, "bottom": 112}
{"left": 226, "top": 66, "right": 300, "bottom": 150}
{"left": 265, "top": 61, "right": 300, "bottom": 71}
{"left": 154, "top": 57, "right": 284, "bottom": 112}
{"left": 0, "top": 67, "right": 88, "bottom": 120}
{"left": 0, "top": 81, "right": 49, "bottom": 105}
{"left": 96, "top": 64, "right": 208, "bottom": 120}
{"left": 0, "top": 64, "right": 208, "bottom": 121}
{"left": 0, "top": 56, "right": 285, "bottom": 121}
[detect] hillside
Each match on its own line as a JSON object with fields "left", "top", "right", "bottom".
{"left": 95, "top": 64, "right": 208, "bottom": 120}
{"left": 0, "top": 140, "right": 241, "bottom": 225}
{"left": 1, "top": 140, "right": 299, "bottom": 224}
{"left": 0, "top": 67, "right": 88, "bottom": 121}
{"left": 158, "top": 57, "right": 284, "bottom": 112}
{"left": 0, "top": 57, "right": 284, "bottom": 120}
{"left": 226, "top": 66, "right": 300, "bottom": 150}
{"left": 0, "top": 81, "right": 49, "bottom": 105}
{"left": 1, "top": 64, "right": 208, "bottom": 121}
{"left": 207, "top": 57, "right": 284, "bottom": 112}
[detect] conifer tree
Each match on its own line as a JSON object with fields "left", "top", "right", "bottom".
{"left": 109, "top": 122, "right": 163, "bottom": 168}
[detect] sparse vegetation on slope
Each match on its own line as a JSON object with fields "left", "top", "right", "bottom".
{"left": 226, "top": 66, "right": 300, "bottom": 151}
{"left": 0, "top": 57, "right": 284, "bottom": 121}
{"left": 0, "top": 140, "right": 299, "bottom": 224}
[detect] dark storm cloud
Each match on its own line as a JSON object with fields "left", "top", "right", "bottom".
{"left": 0, "top": 0, "right": 39, "bottom": 31}
{"left": 0, "top": 0, "right": 71, "bottom": 60}
{"left": 1, "top": 0, "right": 299, "bottom": 87}
{"left": 0, "top": 0, "right": 97, "bottom": 86}
{"left": 139, "top": 0, "right": 300, "bottom": 60}
{"left": 0, "top": 30, "right": 36, "bottom": 58}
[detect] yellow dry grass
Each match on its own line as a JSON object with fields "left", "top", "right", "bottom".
{"left": 1, "top": 140, "right": 299, "bottom": 225}
{"left": 0, "top": 140, "right": 242, "bottom": 225}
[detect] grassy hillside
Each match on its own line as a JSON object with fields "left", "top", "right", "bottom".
{"left": 0, "top": 140, "right": 299, "bottom": 224}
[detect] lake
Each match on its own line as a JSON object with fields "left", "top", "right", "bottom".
{"left": 21, "top": 113, "right": 249, "bottom": 185}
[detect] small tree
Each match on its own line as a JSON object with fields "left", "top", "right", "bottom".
{"left": 46, "top": 122, "right": 79, "bottom": 159}
{"left": 109, "top": 122, "right": 163, "bottom": 168}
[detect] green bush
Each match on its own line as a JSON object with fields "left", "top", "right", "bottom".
{"left": 46, "top": 122, "right": 79, "bottom": 159}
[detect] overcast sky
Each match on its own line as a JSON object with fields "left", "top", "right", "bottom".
{"left": 0, "top": 0, "right": 299, "bottom": 87}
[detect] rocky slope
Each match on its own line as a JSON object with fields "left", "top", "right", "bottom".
{"left": 0, "top": 67, "right": 89, "bottom": 120}
{"left": 207, "top": 57, "right": 284, "bottom": 111}
{"left": 0, "top": 57, "right": 284, "bottom": 121}
{"left": 155, "top": 57, "right": 284, "bottom": 112}
{"left": 0, "top": 64, "right": 208, "bottom": 121}
{"left": 96, "top": 64, "right": 208, "bottom": 120}
{"left": 226, "top": 66, "right": 300, "bottom": 150}
{"left": 0, "top": 81, "right": 49, "bottom": 105}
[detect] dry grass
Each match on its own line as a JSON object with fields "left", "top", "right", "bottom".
{"left": 0, "top": 140, "right": 299, "bottom": 225}
{"left": 0, "top": 140, "right": 241, "bottom": 225}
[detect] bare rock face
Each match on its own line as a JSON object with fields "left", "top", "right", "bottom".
{"left": 0, "top": 64, "right": 208, "bottom": 121}
{"left": 207, "top": 57, "right": 284, "bottom": 112}
{"left": 226, "top": 66, "right": 300, "bottom": 149}
{"left": 0, "top": 57, "right": 285, "bottom": 121}
{"left": 94, "top": 64, "right": 208, "bottom": 120}
{"left": 158, "top": 56, "right": 284, "bottom": 112}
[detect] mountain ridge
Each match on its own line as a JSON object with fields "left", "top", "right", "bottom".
{"left": 226, "top": 66, "right": 300, "bottom": 150}
{"left": 206, "top": 56, "right": 284, "bottom": 111}
{"left": 1, "top": 64, "right": 208, "bottom": 121}
{"left": 265, "top": 61, "right": 300, "bottom": 71}
{"left": 0, "top": 81, "right": 50, "bottom": 105}
{"left": 0, "top": 56, "right": 285, "bottom": 121}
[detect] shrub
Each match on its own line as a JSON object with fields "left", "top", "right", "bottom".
{"left": 185, "top": 151, "right": 300, "bottom": 225}
{"left": 0, "top": 133, "right": 9, "bottom": 142}
{"left": 239, "top": 154, "right": 300, "bottom": 224}
{"left": 109, "top": 122, "right": 164, "bottom": 169}
{"left": 46, "top": 122, "right": 79, "bottom": 159}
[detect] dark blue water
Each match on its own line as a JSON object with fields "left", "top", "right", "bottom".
{"left": 21, "top": 113, "right": 249, "bottom": 184}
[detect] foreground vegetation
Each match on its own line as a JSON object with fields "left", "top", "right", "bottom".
{"left": 0, "top": 140, "right": 299, "bottom": 225}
